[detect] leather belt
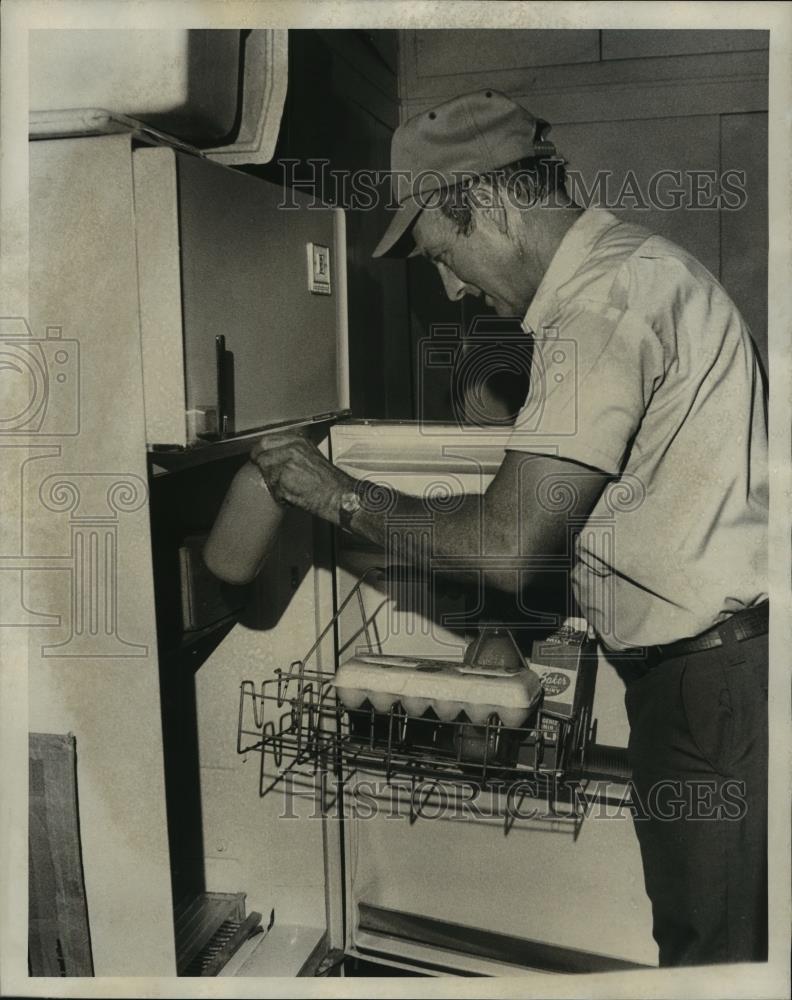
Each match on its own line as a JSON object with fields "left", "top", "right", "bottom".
{"left": 643, "top": 601, "right": 768, "bottom": 668}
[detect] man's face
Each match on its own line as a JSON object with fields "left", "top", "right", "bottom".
{"left": 411, "top": 204, "right": 529, "bottom": 318}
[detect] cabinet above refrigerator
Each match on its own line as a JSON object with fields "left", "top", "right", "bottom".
{"left": 132, "top": 146, "right": 349, "bottom": 450}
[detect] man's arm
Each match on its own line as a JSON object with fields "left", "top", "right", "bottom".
{"left": 250, "top": 435, "right": 609, "bottom": 596}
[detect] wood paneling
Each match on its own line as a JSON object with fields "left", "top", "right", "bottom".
{"left": 552, "top": 115, "right": 722, "bottom": 276}
{"left": 412, "top": 29, "right": 599, "bottom": 78}
{"left": 399, "top": 46, "right": 767, "bottom": 124}
{"left": 319, "top": 29, "right": 400, "bottom": 119}
{"left": 720, "top": 112, "right": 768, "bottom": 371}
{"left": 361, "top": 29, "right": 400, "bottom": 75}
{"left": 601, "top": 29, "right": 768, "bottom": 62}
{"left": 396, "top": 28, "right": 768, "bottom": 422}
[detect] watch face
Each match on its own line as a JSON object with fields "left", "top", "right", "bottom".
{"left": 341, "top": 491, "right": 361, "bottom": 514}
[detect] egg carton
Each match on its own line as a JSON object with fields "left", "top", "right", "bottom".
{"left": 332, "top": 652, "right": 543, "bottom": 728}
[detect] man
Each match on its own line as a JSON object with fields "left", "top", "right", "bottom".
{"left": 251, "top": 90, "right": 768, "bottom": 967}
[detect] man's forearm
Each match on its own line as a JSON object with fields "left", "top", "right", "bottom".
{"left": 347, "top": 478, "right": 529, "bottom": 595}
{"left": 248, "top": 435, "right": 596, "bottom": 599}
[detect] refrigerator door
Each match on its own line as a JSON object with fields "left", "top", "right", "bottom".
{"left": 329, "top": 421, "right": 657, "bottom": 974}
{"left": 133, "top": 146, "right": 348, "bottom": 447}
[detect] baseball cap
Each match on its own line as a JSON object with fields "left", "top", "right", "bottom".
{"left": 372, "top": 88, "right": 555, "bottom": 258}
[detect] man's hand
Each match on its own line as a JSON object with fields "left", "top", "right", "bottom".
{"left": 250, "top": 433, "right": 353, "bottom": 524}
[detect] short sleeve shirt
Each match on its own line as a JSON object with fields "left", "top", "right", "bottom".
{"left": 506, "top": 209, "right": 768, "bottom": 651}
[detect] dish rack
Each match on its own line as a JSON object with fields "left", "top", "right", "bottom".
{"left": 238, "top": 569, "right": 599, "bottom": 806}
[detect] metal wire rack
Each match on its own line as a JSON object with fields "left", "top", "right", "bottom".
{"left": 237, "top": 568, "right": 595, "bottom": 804}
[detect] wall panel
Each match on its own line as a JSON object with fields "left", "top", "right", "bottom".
{"left": 601, "top": 29, "right": 768, "bottom": 61}
{"left": 553, "top": 115, "right": 722, "bottom": 276}
{"left": 412, "top": 29, "right": 599, "bottom": 77}
{"left": 396, "top": 28, "right": 769, "bottom": 418}
{"left": 399, "top": 45, "right": 768, "bottom": 124}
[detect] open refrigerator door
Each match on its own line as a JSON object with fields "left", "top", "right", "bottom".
{"left": 232, "top": 420, "right": 656, "bottom": 976}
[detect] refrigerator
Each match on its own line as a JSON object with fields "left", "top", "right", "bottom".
{"left": 25, "top": 130, "right": 657, "bottom": 980}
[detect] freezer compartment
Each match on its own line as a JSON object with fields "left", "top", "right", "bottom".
{"left": 133, "top": 146, "right": 349, "bottom": 447}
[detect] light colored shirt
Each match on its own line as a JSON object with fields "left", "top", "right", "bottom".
{"left": 506, "top": 209, "right": 767, "bottom": 651}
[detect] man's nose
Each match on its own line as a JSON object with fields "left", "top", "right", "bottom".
{"left": 437, "top": 262, "right": 476, "bottom": 302}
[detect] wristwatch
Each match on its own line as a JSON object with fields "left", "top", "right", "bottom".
{"left": 338, "top": 488, "right": 363, "bottom": 533}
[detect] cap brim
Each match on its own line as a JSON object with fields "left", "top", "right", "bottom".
{"left": 372, "top": 195, "right": 423, "bottom": 258}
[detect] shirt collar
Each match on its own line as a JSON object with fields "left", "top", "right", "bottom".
{"left": 522, "top": 208, "right": 622, "bottom": 336}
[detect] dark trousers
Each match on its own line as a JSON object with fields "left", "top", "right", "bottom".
{"left": 624, "top": 630, "right": 768, "bottom": 966}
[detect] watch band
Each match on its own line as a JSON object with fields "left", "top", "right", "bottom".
{"left": 338, "top": 478, "right": 393, "bottom": 533}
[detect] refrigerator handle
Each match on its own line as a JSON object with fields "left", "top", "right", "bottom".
{"left": 215, "top": 334, "right": 235, "bottom": 438}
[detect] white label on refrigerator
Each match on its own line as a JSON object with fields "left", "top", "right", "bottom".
{"left": 307, "top": 242, "right": 332, "bottom": 295}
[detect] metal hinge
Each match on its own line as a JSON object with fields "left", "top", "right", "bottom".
{"left": 314, "top": 947, "right": 346, "bottom": 977}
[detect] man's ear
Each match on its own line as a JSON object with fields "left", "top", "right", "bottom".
{"left": 467, "top": 178, "right": 508, "bottom": 236}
